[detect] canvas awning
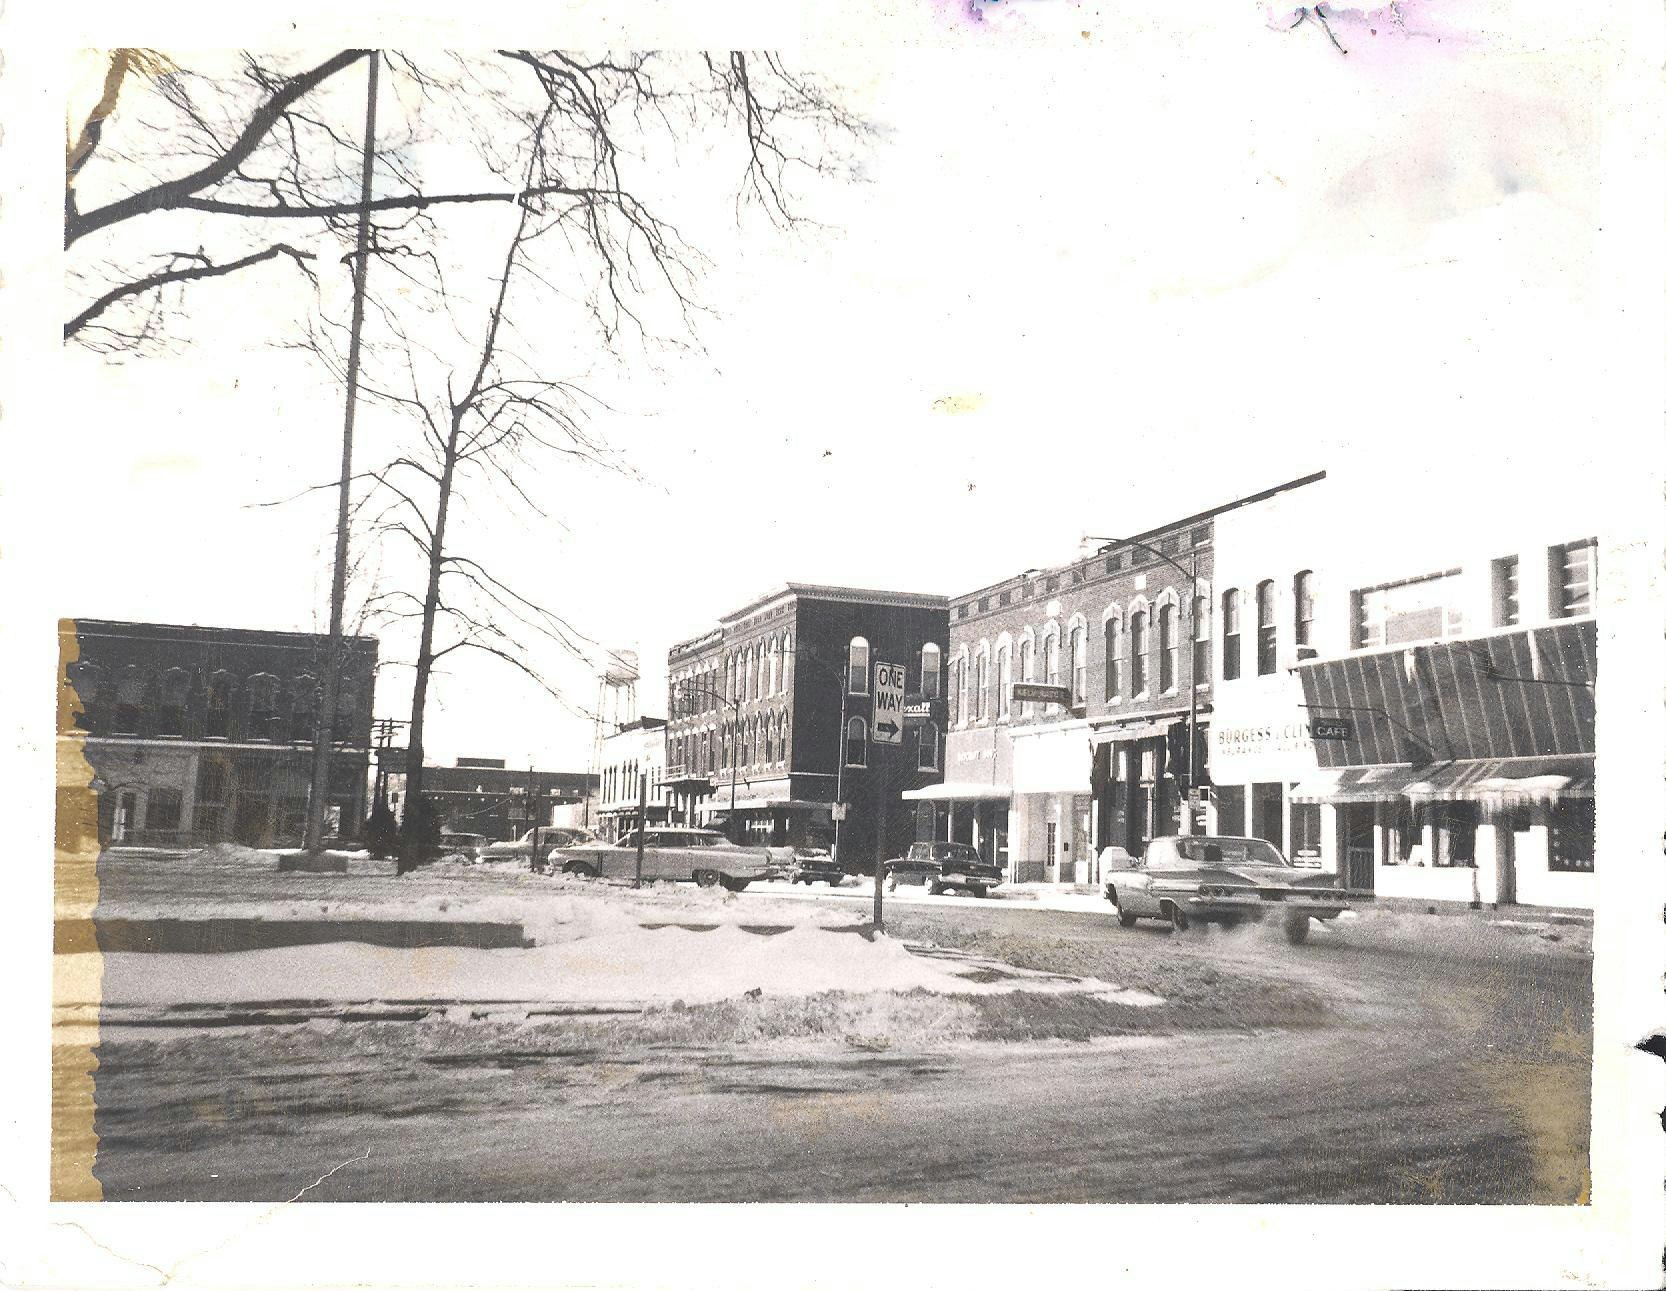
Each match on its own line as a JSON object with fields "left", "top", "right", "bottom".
{"left": 899, "top": 782, "right": 1012, "bottom": 803}
{"left": 1292, "top": 755, "right": 1594, "bottom": 806}
{"left": 1090, "top": 717, "right": 1184, "bottom": 746}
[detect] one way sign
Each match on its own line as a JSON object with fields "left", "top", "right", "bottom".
{"left": 872, "top": 661, "right": 906, "bottom": 745}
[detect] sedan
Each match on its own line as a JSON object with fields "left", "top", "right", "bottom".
{"left": 1104, "top": 835, "right": 1364, "bottom": 944}
{"left": 480, "top": 826, "right": 599, "bottom": 870}
{"left": 784, "top": 848, "right": 846, "bottom": 887}
{"left": 885, "top": 841, "right": 1004, "bottom": 897}
{"left": 552, "top": 828, "right": 788, "bottom": 891}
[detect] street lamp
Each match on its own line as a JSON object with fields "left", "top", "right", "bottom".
{"left": 1085, "top": 534, "right": 1202, "bottom": 835}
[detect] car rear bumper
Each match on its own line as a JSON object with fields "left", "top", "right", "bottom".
{"left": 1177, "top": 893, "right": 1351, "bottom": 920}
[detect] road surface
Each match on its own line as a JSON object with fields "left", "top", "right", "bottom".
{"left": 80, "top": 903, "right": 1589, "bottom": 1204}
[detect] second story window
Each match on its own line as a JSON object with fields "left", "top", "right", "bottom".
{"left": 996, "top": 644, "right": 1011, "bottom": 719}
{"left": 1104, "top": 616, "right": 1122, "bottom": 701}
{"left": 1159, "top": 604, "right": 1177, "bottom": 694}
{"left": 205, "top": 671, "right": 236, "bottom": 740}
{"left": 954, "top": 656, "right": 968, "bottom": 725}
{"left": 1221, "top": 590, "right": 1241, "bottom": 681}
{"left": 1069, "top": 625, "right": 1086, "bottom": 706}
{"left": 113, "top": 666, "right": 145, "bottom": 735}
{"left": 845, "top": 716, "right": 868, "bottom": 768}
{"left": 918, "top": 720, "right": 941, "bottom": 772}
{"left": 1191, "top": 594, "right": 1210, "bottom": 686}
{"left": 848, "top": 637, "right": 870, "bottom": 694}
{"left": 1553, "top": 538, "right": 1597, "bottom": 617}
{"left": 1493, "top": 556, "right": 1521, "bottom": 627}
{"left": 1256, "top": 580, "right": 1277, "bottom": 675}
{"left": 1294, "top": 570, "right": 1315, "bottom": 649}
{"left": 1354, "top": 570, "right": 1465, "bottom": 648}
{"left": 1044, "top": 633, "right": 1060, "bottom": 688}
{"left": 974, "top": 650, "right": 989, "bottom": 720}
{"left": 1019, "top": 636, "right": 1035, "bottom": 715}
{"left": 1130, "top": 610, "right": 1148, "bottom": 697}
{"left": 921, "top": 642, "right": 942, "bottom": 699}
{"left": 157, "top": 667, "right": 190, "bottom": 737}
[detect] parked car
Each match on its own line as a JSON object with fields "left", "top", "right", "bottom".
{"left": 885, "top": 841, "right": 1004, "bottom": 897}
{"left": 480, "top": 826, "right": 598, "bottom": 870}
{"left": 437, "top": 831, "right": 487, "bottom": 862}
{"left": 1103, "top": 834, "right": 1362, "bottom": 944}
{"left": 551, "top": 827, "right": 790, "bottom": 891}
{"left": 785, "top": 847, "right": 845, "bottom": 887}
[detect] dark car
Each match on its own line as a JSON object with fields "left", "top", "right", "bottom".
{"left": 885, "top": 841, "right": 1004, "bottom": 897}
{"left": 1104, "top": 835, "right": 1366, "bottom": 944}
{"left": 785, "top": 847, "right": 845, "bottom": 887}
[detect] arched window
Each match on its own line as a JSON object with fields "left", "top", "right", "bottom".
{"left": 768, "top": 638, "right": 780, "bottom": 696}
{"left": 974, "top": 648, "right": 989, "bottom": 720}
{"left": 725, "top": 653, "right": 736, "bottom": 701}
{"left": 1256, "top": 579, "right": 1277, "bottom": 675}
{"left": 745, "top": 649, "right": 756, "bottom": 702}
{"left": 291, "top": 675, "right": 316, "bottom": 743}
{"left": 920, "top": 643, "right": 942, "bottom": 700}
{"left": 1192, "top": 591, "right": 1211, "bottom": 686}
{"left": 780, "top": 634, "right": 793, "bottom": 693}
{"left": 779, "top": 712, "right": 791, "bottom": 764}
{"left": 113, "top": 665, "right": 146, "bottom": 735}
{"left": 1158, "top": 604, "right": 1177, "bottom": 694}
{"left": 1044, "top": 632, "right": 1060, "bottom": 688}
{"left": 847, "top": 636, "right": 870, "bottom": 695}
{"left": 845, "top": 716, "right": 868, "bottom": 768}
{"left": 205, "top": 671, "right": 236, "bottom": 739}
{"left": 700, "top": 731, "right": 711, "bottom": 773}
{"left": 995, "top": 643, "right": 1012, "bottom": 719}
{"left": 157, "top": 667, "right": 191, "bottom": 737}
{"left": 1294, "top": 570, "right": 1315, "bottom": 648}
{"left": 1104, "top": 615, "right": 1122, "bottom": 701}
{"left": 1130, "top": 611, "right": 1148, "bottom": 696}
{"left": 953, "top": 654, "right": 968, "bottom": 725}
{"left": 764, "top": 717, "right": 775, "bottom": 764}
{"left": 1069, "top": 624, "right": 1087, "bottom": 706}
{"left": 918, "top": 720, "right": 941, "bottom": 772}
{"left": 1018, "top": 634, "right": 1035, "bottom": 717}
{"left": 247, "top": 673, "right": 281, "bottom": 740}
{"left": 1221, "top": 590, "right": 1242, "bottom": 681}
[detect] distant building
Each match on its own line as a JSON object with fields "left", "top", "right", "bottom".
{"left": 386, "top": 758, "right": 597, "bottom": 844}
{"left": 595, "top": 717, "right": 669, "bottom": 841}
{"left": 57, "top": 617, "right": 378, "bottom": 850}
{"left": 666, "top": 583, "right": 951, "bottom": 867}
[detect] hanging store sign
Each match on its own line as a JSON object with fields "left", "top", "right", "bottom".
{"left": 1311, "top": 717, "right": 1354, "bottom": 741}
{"left": 1010, "top": 682, "right": 1072, "bottom": 707}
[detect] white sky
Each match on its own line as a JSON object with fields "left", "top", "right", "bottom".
{"left": 53, "top": 5, "right": 1612, "bottom": 773}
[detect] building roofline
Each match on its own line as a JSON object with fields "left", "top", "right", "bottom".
{"left": 950, "top": 471, "right": 1326, "bottom": 603}
{"left": 63, "top": 617, "right": 378, "bottom": 649}
{"left": 669, "top": 583, "right": 950, "bottom": 656}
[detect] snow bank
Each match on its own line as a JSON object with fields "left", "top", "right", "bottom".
{"left": 82, "top": 922, "right": 1160, "bottom": 1008}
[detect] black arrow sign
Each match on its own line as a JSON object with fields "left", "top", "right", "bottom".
{"left": 875, "top": 719, "right": 900, "bottom": 739}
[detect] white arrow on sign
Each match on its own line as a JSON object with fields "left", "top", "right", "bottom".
{"left": 872, "top": 661, "right": 905, "bottom": 745}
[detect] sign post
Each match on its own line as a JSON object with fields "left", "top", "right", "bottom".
{"left": 871, "top": 661, "right": 905, "bottom": 932}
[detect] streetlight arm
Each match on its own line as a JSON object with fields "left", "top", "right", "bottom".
{"left": 1083, "top": 534, "right": 1195, "bottom": 585}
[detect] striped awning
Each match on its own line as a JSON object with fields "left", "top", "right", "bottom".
{"left": 1292, "top": 755, "right": 1594, "bottom": 806}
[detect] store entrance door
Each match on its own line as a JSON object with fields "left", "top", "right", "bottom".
{"left": 1342, "top": 804, "right": 1375, "bottom": 891}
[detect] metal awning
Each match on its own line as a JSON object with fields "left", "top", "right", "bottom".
{"left": 1289, "top": 765, "right": 1426, "bottom": 804}
{"left": 1089, "top": 717, "right": 1185, "bottom": 746}
{"left": 900, "top": 782, "right": 1012, "bottom": 803}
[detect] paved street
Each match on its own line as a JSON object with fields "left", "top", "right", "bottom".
{"left": 79, "top": 900, "right": 1589, "bottom": 1205}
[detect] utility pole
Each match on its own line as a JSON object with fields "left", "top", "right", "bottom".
{"left": 634, "top": 771, "right": 648, "bottom": 887}
{"left": 872, "top": 740, "right": 887, "bottom": 932}
{"left": 304, "top": 51, "right": 379, "bottom": 855}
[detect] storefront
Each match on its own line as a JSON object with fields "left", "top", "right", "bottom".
{"left": 1207, "top": 671, "right": 1324, "bottom": 866}
{"left": 1007, "top": 722, "right": 1095, "bottom": 883}
{"left": 1090, "top": 712, "right": 1198, "bottom": 866}
{"left": 1289, "top": 620, "right": 1597, "bottom": 909}
{"left": 900, "top": 782, "right": 1011, "bottom": 871}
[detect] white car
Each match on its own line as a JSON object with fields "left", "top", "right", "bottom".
{"left": 553, "top": 827, "right": 788, "bottom": 891}
{"left": 479, "top": 826, "right": 598, "bottom": 870}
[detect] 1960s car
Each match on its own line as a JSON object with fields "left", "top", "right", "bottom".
{"left": 480, "top": 826, "right": 598, "bottom": 871}
{"left": 885, "top": 841, "right": 1004, "bottom": 897}
{"left": 551, "top": 827, "right": 789, "bottom": 891}
{"left": 784, "top": 847, "right": 846, "bottom": 887}
{"left": 1104, "top": 835, "right": 1363, "bottom": 944}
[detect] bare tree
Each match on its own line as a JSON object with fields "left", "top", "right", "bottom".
{"left": 66, "top": 50, "right": 869, "bottom": 352}
{"left": 246, "top": 51, "right": 872, "bottom": 865}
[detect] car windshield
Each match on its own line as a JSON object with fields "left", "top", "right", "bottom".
{"left": 1171, "top": 837, "right": 1291, "bottom": 868}
{"left": 685, "top": 833, "right": 726, "bottom": 848}
{"left": 936, "top": 844, "right": 980, "bottom": 862}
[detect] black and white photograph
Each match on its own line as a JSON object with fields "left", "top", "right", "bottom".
{"left": 4, "top": 1, "right": 1664, "bottom": 1288}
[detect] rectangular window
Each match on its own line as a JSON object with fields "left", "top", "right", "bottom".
{"left": 1070, "top": 627, "right": 1087, "bottom": 706}
{"left": 1353, "top": 570, "right": 1465, "bottom": 648}
{"left": 1221, "top": 590, "right": 1241, "bottom": 681}
{"left": 1553, "top": 538, "right": 1596, "bottom": 617}
{"left": 146, "top": 789, "right": 183, "bottom": 834}
{"left": 1104, "top": 620, "right": 1121, "bottom": 701}
{"left": 1289, "top": 803, "right": 1321, "bottom": 866}
{"left": 1214, "top": 784, "right": 1245, "bottom": 836}
{"left": 1251, "top": 782, "right": 1285, "bottom": 851}
{"left": 1130, "top": 613, "right": 1148, "bottom": 696}
{"left": 1046, "top": 576, "right": 1059, "bottom": 593}
{"left": 1294, "top": 571, "right": 1314, "bottom": 648}
{"left": 1493, "top": 556, "right": 1521, "bottom": 627}
{"left": 1191, "top": 594, "right": 1210, "bottom": 687}
{"left": 996, "top": 647, "right": 1011, "bottom": 719}
{"left": 1256, "top": 581, "right": 1277, "bottom": 676}
{"left": 1549, "top": 799, "right": 1595, "bottom": 872}
{"left": 1434, "top": 802, "right": 1478, "bottom": 868}
{"left": 1105, "top": 554, "right": 1121, "bottom": 574}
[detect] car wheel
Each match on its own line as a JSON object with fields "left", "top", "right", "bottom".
{"left": 1283, "top": 912, "right": 1311, "bottom": 946}
{"left": 968, "top": 885, "right": 986, "bottom": 899}
{"left": 720, "top": 875, "right": 751, "bottom": 893}
{"left": 1163, "top": 901, "right": 1190, "bottom": 932}
{"left": 923, "top": 882, "right": 940, "bottom": 897}
{"left": 1117, "top": 908, "right": 1138, "bottom": 928}
{"left": 826, "top": 877, "right": 842, "bottom": 888}
{"left": 694, "top": 869, "right": 721, "bottom": 888}
{"left": 564, "top": 861, "right": 597, "bottom": 880}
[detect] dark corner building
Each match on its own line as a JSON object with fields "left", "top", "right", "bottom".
{"left": 386, "top": 758, "right": 597, "bottom": 844}
{"left": 57, "top": 618, "right": 378, "bottom": 850}
{"left": 665, "top": 583, "right": 951, "bottom": 870}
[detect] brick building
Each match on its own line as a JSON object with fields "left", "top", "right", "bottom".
{"left": 665, "top": 584, "right": 950, "bottom": 869}
{"left": 386, "top": 757, "right": 597, "bottom": 844}
{"left": 58, "top": 618, "right": 378, "bottom": 850}
{"left": 933, "top": 474, "right": 1325, "bottom": 883}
